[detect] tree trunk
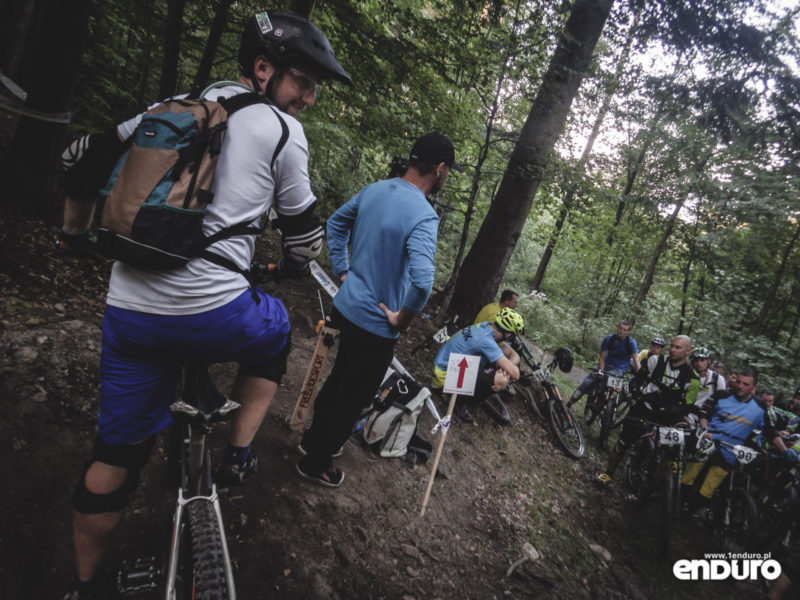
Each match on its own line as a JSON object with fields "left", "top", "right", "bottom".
{"left": 0, "top": 0, "right": 39, "bottom": 84}
{"left": 0, "top": 0, "right": 90, "bottom": 219}
{"left": 754, "top": 220, "right": 800, "bottom": 334}
{"left": 678, "top": 214, "right": 701, "bottom": 335}
{"left": 158, "top": 0, "right": 186, "bottom": 99}
{"left": 531, "top": 1, "right": 640, "bottom": 291}
{"left": 191, "top": 0, "right": 235, "bottom": 93}
{"left": 630, "top": 199, "right": 684, "bottom": 322}
{"left": 448, "top": 0, "right": 615, "bottom": 321}
{"left": 289, "top": 0, "right": 315, "bottom": 17}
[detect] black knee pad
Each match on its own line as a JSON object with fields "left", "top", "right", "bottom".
{"left": 238, "top": 333, "right": 291, "bottom": 384}
{"left": 72, "top": 436, "right": 155, "bottom": 514}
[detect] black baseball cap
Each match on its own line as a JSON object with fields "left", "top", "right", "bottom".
{"left": 409, "top": 133, "right": 464, "bottom": 173}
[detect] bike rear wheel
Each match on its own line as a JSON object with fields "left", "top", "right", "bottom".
{"left": 186, "top": 500, "right": 231, "bottom": 600}
{"left": 547, "top": 395, "right": 585, "bottom": 459}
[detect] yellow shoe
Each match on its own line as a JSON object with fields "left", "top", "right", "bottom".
{"left": 594, "top": 472, "right": 613, "bottom": 486}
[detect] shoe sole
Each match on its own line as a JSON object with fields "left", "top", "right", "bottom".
{"left": 297, "top": 443, "right": 344, "bottom": 458}
{"left": 294, "top": 463, "right": 345, "bottom": 488}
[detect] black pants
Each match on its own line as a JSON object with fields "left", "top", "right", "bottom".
{"left": 300, "top": 307, "right": 396, "bottom": 472}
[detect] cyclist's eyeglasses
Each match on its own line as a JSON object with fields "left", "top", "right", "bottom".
{"left": 286, "top": 68, "right": 320, "bottom": 97}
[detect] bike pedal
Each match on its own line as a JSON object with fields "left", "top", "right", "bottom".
{"left": 668, "top": 461, "right": 678, "bottom": 473}
{"left": 117, "top": 556, "right": 160, "bottom": 595}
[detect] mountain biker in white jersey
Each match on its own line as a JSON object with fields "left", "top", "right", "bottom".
{"left": 61, "top": 10, "right": 351, "bottom": 599}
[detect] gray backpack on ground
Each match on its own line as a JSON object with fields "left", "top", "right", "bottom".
{"left": 363, "top": 367, "right": 431, "bottom": 458}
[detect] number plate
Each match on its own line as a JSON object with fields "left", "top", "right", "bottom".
{"left": 606, "top": 375, "right": 623, "bottom": 390}
{"left": 658, "top": 427, "right": 685, "bottom": 446}
{"left": 532, "top": 368, "right": 549, "bottom": 383}
{"left": 433, "top": 327, "right": 449, "bottom": 343}
{"left": 732, "top": 444, "right": 758, "bottom": 465}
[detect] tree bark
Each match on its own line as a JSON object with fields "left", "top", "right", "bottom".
{"left": 0, "top": 0, "right": 90, "bottom": 219}
{"left": 677, "top": 213, "right": 701, "bottom": 335}
{"left": 158, "top": 0, "right": 186, "bottom": 99}
{"left": 448, "top": 0, "right": 615, "bottom": 321}
{"left": 191, "top": 0, "right": 235, "bottom": 93}
{"left": 0, "top": 0, "right": 39, "bottom": 84}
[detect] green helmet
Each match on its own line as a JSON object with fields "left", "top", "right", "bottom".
{"left": 692, "top": 347, "right": 711, "bottom": 360}
{"left": 495, "top": 308, "right": 524, "bottom": 335}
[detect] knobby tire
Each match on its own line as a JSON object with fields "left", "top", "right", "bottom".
{"left": 186, "top": 500, "right": 230, "bottom": 600}
{"left": 547, "top": 394, "right": 585, "bottom": 460}
{"left": 658, "top": 467, "right": 676, "bottom": 558}
{"left": 729, "top": 489, "right": 760, "bottom": 550}
{"left": 482, "top": 394, "right": 511, "bottom": 425}
{"left": 625, "top": 438, "right": 655, "bottom": 504}
{"left": 598, "top": 392, "right": 616, "bottom": 451}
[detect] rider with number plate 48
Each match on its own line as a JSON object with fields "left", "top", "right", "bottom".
{"left": 595, "top": 335, "right": 699, "bottom": 486}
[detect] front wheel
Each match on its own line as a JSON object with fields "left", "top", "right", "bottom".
{"left": 598, "top": 392, "right": 617, "bottom": 451}
{"left": 728, "top": 489, "right": 760, "bottom": 550}
{"left": 658, "top": 467, "right": 676, "bottom": 558}
{"left": 547, "top": 395, "right": 585, "bottom": 459}
{"left": 625, "top": 438, "right": 656, "bottom": 504}
{"left": 584, "top": 390, "right": 601, "bottom": 426}
{"left": 482, "top": 394, "right": 511, "bottom": 425}
{"left": 186, "top": 500, "right": 231, "bottom": 600}
{"left": 611, "top": 395, "right": 632, "bottom": 429}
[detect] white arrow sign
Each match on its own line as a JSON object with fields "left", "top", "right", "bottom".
{"left": 443, "top": 353, "right": 480, "bottom": 396}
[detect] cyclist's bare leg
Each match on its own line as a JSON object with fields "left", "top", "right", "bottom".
{"left": 72, "top": 462, "right": 127, "bottom": 581}
{"left": 228, "top": 374, "right": 278, "bottom": 447}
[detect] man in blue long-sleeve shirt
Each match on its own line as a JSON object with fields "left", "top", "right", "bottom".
{"left": 297, "top": 133, "right": 463, "bottom": 487}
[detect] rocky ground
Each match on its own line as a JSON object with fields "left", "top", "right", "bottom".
{"left": 0, "top": 213, "right": 765, "bottom": 599}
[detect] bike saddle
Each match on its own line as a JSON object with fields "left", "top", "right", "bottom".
{"left": 171, "top": 362, "right": 240, "bottom": 423}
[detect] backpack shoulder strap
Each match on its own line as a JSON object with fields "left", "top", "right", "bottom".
{"left": 218, "top": 94, "right": 290, "bottom": 170}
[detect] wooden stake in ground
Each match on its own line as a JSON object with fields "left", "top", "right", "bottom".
{"left": 288, "top": 320, "right": 338, "bottom": 431}
{"left": 420, "top": 392, "right": 458, "bottom": 516}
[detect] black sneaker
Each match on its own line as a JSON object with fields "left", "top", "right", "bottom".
{"left": 455, "top": 402, "right": 474, "bottom": 423}
{"left": 297, "top": 443, "right": 344, "bottom": 458}
{"left": 215, "top": 454, "right": 258, "bottom": 488}
{"left": 295, "top": 462, "right": 345, "bottom": 488}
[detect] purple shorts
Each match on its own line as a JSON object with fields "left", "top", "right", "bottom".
{"left": 98, "top": 288, "right": 289, "bottom": 443}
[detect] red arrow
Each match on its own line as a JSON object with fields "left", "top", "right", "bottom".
{"left": 456, "top": 357, "right": 468, "bottom": 388}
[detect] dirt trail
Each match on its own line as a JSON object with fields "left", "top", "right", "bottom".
{"left": 0, "top": 214, "right": 760, "bottom": 599}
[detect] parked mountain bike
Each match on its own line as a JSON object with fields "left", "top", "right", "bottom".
{"left": 583, "top": 370, "right": 631, "bottom": 450}
{"left": 623, "top": 416, "right": 697, "bottom": 557}
{"left": 509, "top": 338, "right": 584, "bottom": 459}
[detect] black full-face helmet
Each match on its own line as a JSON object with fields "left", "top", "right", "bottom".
{"left": 238, "top": 9, "right": 352, "bottom": 97}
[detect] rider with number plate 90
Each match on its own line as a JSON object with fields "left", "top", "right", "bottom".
{"left": 594, "top": 335, "right": 699, "bottom": 487}
{"left": 680, "top": 367, "right": 786, "bottom": 514}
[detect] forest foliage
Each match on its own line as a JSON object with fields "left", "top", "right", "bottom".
{"left": 2, "top": 0, "right": 800, "bottom": 399}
